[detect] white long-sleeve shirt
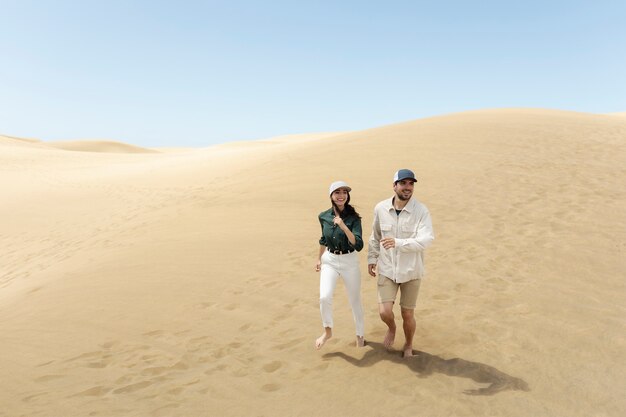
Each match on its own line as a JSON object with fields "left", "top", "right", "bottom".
{"left": 367, "top": 196, "right": 434, "bottom": 283}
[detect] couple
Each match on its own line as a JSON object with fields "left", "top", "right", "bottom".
{"left": 315, "top": 169, "right": 435, "bottom": 358}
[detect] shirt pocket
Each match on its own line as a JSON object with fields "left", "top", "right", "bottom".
{"left": 400, "top": 225, "right": 416, "bottom": 238}
{"left": 380, "top": 223, "right": 393, "bottom": 238}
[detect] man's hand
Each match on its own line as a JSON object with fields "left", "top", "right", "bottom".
{"left": 381, "top": 237, "right": 396, "bottom": 249}
{"left": 368, "top": 263, "right": 377, "bottom": 277}
{"left": 315, "top": 260, "right": 321, "bottom": 272}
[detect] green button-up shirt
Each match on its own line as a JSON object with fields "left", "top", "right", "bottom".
{"left": 318, "top": 208, "right": 364, "bottom": 252}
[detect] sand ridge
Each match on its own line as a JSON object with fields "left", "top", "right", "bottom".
{"left": 45, "top": 140, "right": 159, "bottom": 154}
{"left": 1, "top": 135, "right": 159, "bottom": 154}
{"left": 1, "top": 108, "right": 625, "bottom": 416}
{"left": 0, "top": 134, "right": 47, "bottom": 148}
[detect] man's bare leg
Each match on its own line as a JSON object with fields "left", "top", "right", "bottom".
{"left": 401, "top": 307, "right": 416, "bottom": 357}
{"left": 379, "top": 302, "right": 396, "bottom": 349}
{"left": 315, "top": 327, "right": 332, "bottom": 349}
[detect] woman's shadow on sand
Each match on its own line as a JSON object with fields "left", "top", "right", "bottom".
{"left": 323, "top": 341, "right": 530, "bottom": 395}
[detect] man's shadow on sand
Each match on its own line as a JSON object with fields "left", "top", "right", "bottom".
{"left": 323, "top": 341, "right": 530, "bottom": 396}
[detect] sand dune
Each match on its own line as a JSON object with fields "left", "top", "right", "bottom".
{"left": 1, "top": 135, "right": 158, "bottom": 154}
{"left": 0, "top": 134, "right": 46, "bottom": 148}
{"left": 1, "top": 108, "right": 625, "bottom": 416}
{"left": 46, "top": 140, "right": 159, "bottom": 154}
{"left": 0, "top": 134, "right": 41, "bottom": 143}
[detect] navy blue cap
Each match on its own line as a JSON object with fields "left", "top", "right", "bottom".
{"left": 393, "top": 169, "right": 417, "bottom": 183}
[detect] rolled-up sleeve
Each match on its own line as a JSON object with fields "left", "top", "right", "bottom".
{"left": 367, "top": 209, "right": 381, "bottom": 264}
{"left": 348, "top": 218, "right": 364, "bottom": 252}
{"left": 318, "top": 215, "right": 327, "bottom": 246}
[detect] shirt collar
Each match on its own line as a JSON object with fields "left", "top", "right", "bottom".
{"left": 385, "top": 196, "right": 414, "bottom": 213}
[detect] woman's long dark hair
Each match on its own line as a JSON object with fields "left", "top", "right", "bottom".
{"left": 331, "top": 192, "right": 361, "bottom": 219}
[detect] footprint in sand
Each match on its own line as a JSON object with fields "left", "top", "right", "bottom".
{"left": 272, "top": 337, "right": 305, "bottom": 351}
{"left": 315, "top": 363, "right": 329, "bottom": 371}
{"left": 28, "top": 286, "right": 43, "bottom": 294}
{"left": 189, "top": 335, "right": 211, "bottom": 344}
{"left": 35, "top": 374, "right": 65, "bottom": 382}
{"left": 210, "top": 347, "right": 226, "bottom": 359}
{"left": 86, "top": 360, "right": 110, "bottom": 368}
{"left": 278, "top": 328, "right": 295, "bottom": 336}
{"left": 262, "top": 361, "right": 282, "bottom": 373}
{"left": 115, "top": 375, "right": 134, "bottom": 385}
{"left": 167, "top": 387, "right": 185, "bottom": 395}
{"left": 141, "top": 366, "right": 169, "bottom": 376}
{"left": 261, "top": 383, "right": 281, "bottom": 392}
{"left": 72, "top": 386, "right": 112, "bottom": 397}
{"left": 100, "top": 340, "right": 120, "bottom": 349}
{"left": 152, "top": 403, "right": 180, "bottom": 415}
{"left": 22, "top": 393, "right": 47, "bottom": 403}
{"left": 204, "top": 364, "right": 227, "bottom": 375}
{"left": 113, "top": 380, "right": 153, "bottom": 394}
{"left": 185, "top": 379, "right": 201, "bottom": 386}
{"left": 65, "top": 350, "right": 113, "bottom": 368}
{"left": 142, "top": 330, "right": 165, "bottom": 337}
{"left": 232, "top": 368, "right": 249, "bottom": 377}
{"left": 432, "top": 294, "right": 450, "bottom": 301}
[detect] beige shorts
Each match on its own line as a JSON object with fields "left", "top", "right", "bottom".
{"left": 377, "top": 275, "right": 421, "bottom": 309}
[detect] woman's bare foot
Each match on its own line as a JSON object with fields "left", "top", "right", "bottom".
{"left": 356, "top": 336, "right": 365, "bottom": 347}
{"left": 403, "top": 344, "right": 414, "bottom": 358}
{"left": 315, "top": 328, "right": 332, "bottom": 350}
{"left": 383, "top": 329, "right": 395, "bottom": 349}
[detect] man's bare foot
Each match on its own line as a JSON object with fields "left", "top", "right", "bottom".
{"left": 356, "top": 336, "right": 365, "bottom": 347}
{"left": 315, "top": 329, "right": 332, "bottom": 350}
{"left": 383, "top": 329, "right": 395, "bottom": 349}
{"left": 403, "top": 345, "right": 414, "bottom": 358}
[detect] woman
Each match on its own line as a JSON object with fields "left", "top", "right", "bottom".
{"left": 315, "top": 180, "right": 365, "bottom": 349}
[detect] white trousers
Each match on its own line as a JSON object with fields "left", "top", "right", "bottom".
{"left": 319, "top": 250, "right": 365, "bottom": 337}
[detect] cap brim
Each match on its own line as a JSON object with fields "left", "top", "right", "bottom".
{"left": 330, "top": 186, "right": 351, "bottom": 195}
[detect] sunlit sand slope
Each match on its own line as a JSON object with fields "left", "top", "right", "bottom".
{"left": 1, "top": 108, "right": 624, "bottom": 417}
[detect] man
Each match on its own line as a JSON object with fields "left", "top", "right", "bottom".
{"left": 367, "top": 169, "right": 434, "bottom": 358}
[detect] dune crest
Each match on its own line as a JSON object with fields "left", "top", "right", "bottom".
{"left": 0, "top": 134, "right": 46, "bottom": 148}
{"left": 46, "top": 140, "right": 159, "bottom": 153}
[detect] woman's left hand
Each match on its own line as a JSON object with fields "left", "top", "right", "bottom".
{"left": 333, "top": 216, "right": 344, "bottom": 228}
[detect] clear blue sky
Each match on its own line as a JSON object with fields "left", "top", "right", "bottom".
{"left": 1, "top": 0, "right": 625, "bottom": 147}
